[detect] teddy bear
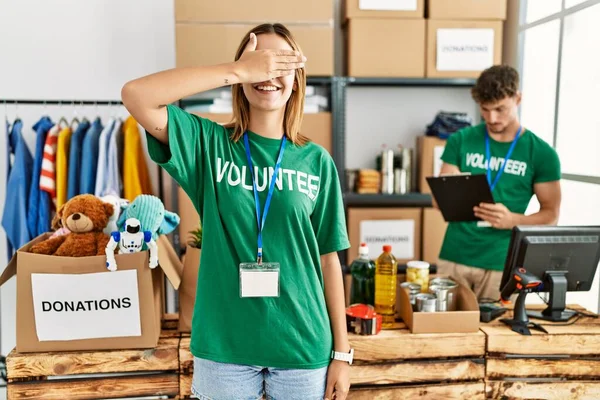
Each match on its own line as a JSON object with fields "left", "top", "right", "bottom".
{"left": 30, "top": 194, "right": 114, "bottom": 257}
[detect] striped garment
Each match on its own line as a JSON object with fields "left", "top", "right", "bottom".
{"left": 39, "top": 124, "right": 61, "bottom": 204}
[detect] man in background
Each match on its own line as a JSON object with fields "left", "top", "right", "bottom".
{"left": 436, "top": 65, "right": 562, "bottom": 301}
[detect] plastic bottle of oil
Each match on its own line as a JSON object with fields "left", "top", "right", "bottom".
{"left": 375, "top": 245, "right": 398, "bottom": 328}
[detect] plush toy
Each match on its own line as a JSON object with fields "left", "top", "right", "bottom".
{"left": 105, "top": 217, "right": 158, "bottom": 271}
{"left": 30, "top": 194, "right": 113, "bottom": 257}
{"left": 100, "top": 194, "right": 130, "bottom": 235}
{"left": 117, "top": 194, "right": 180, "bottom": 243}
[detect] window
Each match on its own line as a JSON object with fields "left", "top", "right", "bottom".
{"left": 555, "top": 3, "right": 600, "bottom": 177}
{"left": 520, "top": 20, "right": 560, "bottom": 146}
{"left": 525, "top": 0, "right": 562, "bottom": 23}
{"left": 519, "top": 0, "right": 600, "bottom": 312}
{"left": 565, "top": 0, "right": 590, "bottom": 8}
{"left": 558, "top": 180, "right": 600, "bottom": 313}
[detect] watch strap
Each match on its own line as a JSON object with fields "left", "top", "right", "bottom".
{"left": 331, "top": 348, "right": 354, "bottom": 365}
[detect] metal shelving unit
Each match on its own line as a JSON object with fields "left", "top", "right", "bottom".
{"left": 343, "top": 192, "right": 432, "bottom": 207}
{"left": 331, "top": 76, "right": 476, "bottom": 194}
{"left": 345, "top": 77, "right": 477, "bottom": 87}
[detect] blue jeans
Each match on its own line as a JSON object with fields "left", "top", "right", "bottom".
{"left": 191, "top": 357, "right": 328, "bottom": 400}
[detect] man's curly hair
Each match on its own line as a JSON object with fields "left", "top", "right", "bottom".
{"left": 471, "top": 65, "right": 520, "bottom": 104}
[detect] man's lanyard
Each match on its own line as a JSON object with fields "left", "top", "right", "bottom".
{"left": 485, "top": 126, "right": 522, "bottom": 191}
{"left": 243, "top": 132, "right": 287, "bottom": 264}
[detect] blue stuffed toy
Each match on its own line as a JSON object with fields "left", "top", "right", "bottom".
{"left": 116, "top": 195, "right": 180, "bottom": 248}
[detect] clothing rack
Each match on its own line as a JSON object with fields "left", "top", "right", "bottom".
{"left": 2, "top": 99, "right": 123, "bottom": 105}
{"left": 2, "top": 98, "right": 164, "bottom": 201}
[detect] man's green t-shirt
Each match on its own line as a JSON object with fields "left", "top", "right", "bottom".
{"left": 439, "top": 123, "right": 561, "bottom": 271}
{"left": 146, "top": 105, "right": 350, "bottom": 369}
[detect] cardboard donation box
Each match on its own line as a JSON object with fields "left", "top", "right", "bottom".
{"left": 347, "top": 18, "right": 426, "bottom": 77}
{"left": 345, "top": 0, "right": 425, "bottom": 19}
{"left": 178, "top": 245, "right": 201, "bottom": 332}
{"left": 418, "top": 136, "right": 446, "bottom": 193}
{"left": 348, "top": 208, "right": 422, "bottom": 264}
{"left": 399, "top": 281, "right": 479, "bottom": 333}
{"left": 422, "top": 208, "right": 448, "bottom": 264}
{"left": 427, "top": 0, "right": 507, "bottom": 20}
{"left": 0, "top": 234, "right": 182, "bottom": 353}
{"left": 175, "top": 0, "right": 334, "bottom": 24}
{"left": 426, "top": 20, "right": 503, "bottom": 78}
{"left": 176, "top": 24, "right": 334, "bottom": 76}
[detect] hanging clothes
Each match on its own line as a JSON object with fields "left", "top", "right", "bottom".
{"left": 94, "top": 118, "right": 115, "bottom": 197}
{"left": 79, "top": 117, "right": 103, "bottom": 195}
{"left": 26, "top": 116, "right": 54, "bottom": 238}
{"left": 4, "top": 119, "right": 13, "bottom": 259}
{"left": 104, "top": 119, "right": 122, "bottom": 197}
{"left": 123, "top": 116, "right": 153, "bottom": 201}
{"left": 67, "top": 119, "right": 91, "bottom": 199}
{"left": 2, "top": 119, "right": 34, "bottom": 252}
{"left": 56, "top": 125, "right": 73, "bottom": 209}
{"left": 40, "top": 124, "right": 61, "bottom": 206}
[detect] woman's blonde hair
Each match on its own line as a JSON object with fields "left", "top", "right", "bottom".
{"left": 224, "top": 23, "right": 308, "bottom": 146}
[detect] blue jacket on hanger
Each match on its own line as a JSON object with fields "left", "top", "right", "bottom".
{"left": 80, "top": 118, "right": 103, "bottom": 194}
{"left": 5, "top": 119, "right": 14, "bottom": 259}
{"left": 27, "top": 116, "right": 54, "bottom": 238}
{"left": 2, "top": 119, "right": 34, "bottom": 252}
{"left": 67, "top": 119, "right": 90, "bottom": 200}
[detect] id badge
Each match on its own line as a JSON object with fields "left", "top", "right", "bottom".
{"left": 477, "top": 221, "right": 492, "bottom": 228}
{"left": 239, "top": 262, "right": 280, "bottom": 298}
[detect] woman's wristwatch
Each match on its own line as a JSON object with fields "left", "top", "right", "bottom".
{"left": 331, "top": 348, "right": 354, "bottom": 365}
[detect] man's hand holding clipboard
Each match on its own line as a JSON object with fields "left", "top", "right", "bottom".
{"left": 426, "top": 173, "right": 496, "bottom": 225}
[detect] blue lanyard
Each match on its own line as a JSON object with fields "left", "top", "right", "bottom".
{"left": 243, "top": 132, "right": 287, "bottom": 264}
{"left": 485, "top": 126, "right": 522, "bottom": 191}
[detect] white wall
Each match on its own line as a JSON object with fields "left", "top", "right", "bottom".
{"left": 0, "top": 0, "right": 176, "bottom": 370}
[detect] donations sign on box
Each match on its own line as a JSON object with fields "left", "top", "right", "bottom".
{"left": 360, "top": 219, "right": 415, "bottom": 259}
{"left": 31, "top": 270, "right": 141, "bottom": 341}
{"left": 436, "top": 28, "right": 495, "bottom": 71}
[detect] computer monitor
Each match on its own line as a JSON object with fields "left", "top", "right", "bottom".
{"left": 500, "top": 225, "right": 600, "bottom": 322}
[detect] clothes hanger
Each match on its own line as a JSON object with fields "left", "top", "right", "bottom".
{"left": 71, "top": 101, "right": 80, "bottom": 127}
{"left": 13, "top": 101, "right": 21, "bottom": 123}
{"left": 58, "top": 101, "right": 69, "bottom": 128}
{"left": 80, "top": 101, "right": 89, "bottom": 123}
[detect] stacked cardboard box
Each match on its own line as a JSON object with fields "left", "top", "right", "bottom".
{"left": 426, "top": 0, "right": 507, "bottom": 78}
{"left": 174, "top": 0, "right": 334, "bottom": 76}
{"left": 345, "top": 0, "right": 426, "bottom": 77}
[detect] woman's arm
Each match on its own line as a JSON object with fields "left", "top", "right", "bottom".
{"left": 121, "top": 33, "right": 305, "bottom": 144}
{"left": 121, "top": 64, "right": 240, "bottom": 144}
{"left": 322, "top": 251, "right": 350, "bottom": 400}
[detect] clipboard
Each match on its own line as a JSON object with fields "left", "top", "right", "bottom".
{"left": 426, "top": 174, "right": 495, "bottom": 222}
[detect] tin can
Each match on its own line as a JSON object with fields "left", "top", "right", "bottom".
{"left": 400, "top": 282, "right": 421, "bottom": 311}
{"left": 416, "top": 293, "right": 437, "bottom": 313}
{"left": 380, "top": 149, "right": 395, "bottom": 194}
{"left": 429, "top": 278, "right": 458, "bottom": 311}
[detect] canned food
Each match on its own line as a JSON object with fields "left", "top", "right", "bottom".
{"left": 429, "top": 278, "right": 458, "bottom": 311}
{"left": 406, "top": 261, "right": 430, "bottom": 292}
{"left": 416, "top": 293, "right": 437, "bottom": 313}
{"left": 401, "top": 282, "right": 421, "bottom": 311}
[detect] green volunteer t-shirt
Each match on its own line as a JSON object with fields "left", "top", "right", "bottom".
{"left": 146, "top": 105, "right": 350, "bottom": 369}
{"left": 439, "top": 123, "right": 561, "bottom": 271}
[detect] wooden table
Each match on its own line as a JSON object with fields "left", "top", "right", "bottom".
{"left": 5, "top": 316, "right": 181, "bottom": 400}
{"left": 482, "top": 304, "right": 600, "bottom": 400}
{"left": 347, "top": 321, "right": 486, "bottom": 399}
{"left": 178, "top": 322, "right": 486, "bottom": 400}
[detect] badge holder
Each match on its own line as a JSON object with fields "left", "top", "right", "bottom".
{"left": 239, "top": 262, "right": 280, "bottom": 298}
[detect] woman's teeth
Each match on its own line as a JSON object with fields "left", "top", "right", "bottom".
{"left": 255, "top": 85, "right": 279, "bottom": 91}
